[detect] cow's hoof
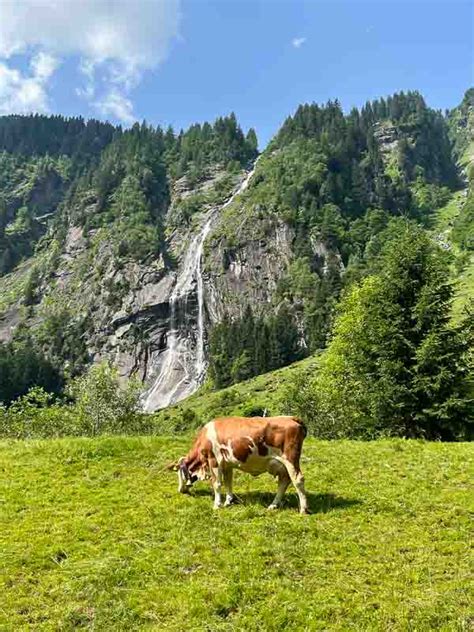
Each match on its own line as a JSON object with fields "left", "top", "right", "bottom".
{"left": 300, "top": 508, "right": 311, "bottom": 515}
{"left": 267, "top": 504, "right": 280, "bottom": 511}
{"left": 213, "top": 504, "right": 223, "bottom": 510}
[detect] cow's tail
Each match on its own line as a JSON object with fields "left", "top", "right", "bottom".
{"left": 293, "top": 416, "right": 307, "bottom": 438}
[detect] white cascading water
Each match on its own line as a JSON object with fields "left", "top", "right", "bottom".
{"left": 142, "top": 162, "right": 258, "bottom": 411}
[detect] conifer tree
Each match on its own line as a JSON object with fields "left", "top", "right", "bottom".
{"left": 310, "top": 221, "right": 473, "bottom": 439}
{"left": 245, "top": 128, "right": 258, "bottom": 155}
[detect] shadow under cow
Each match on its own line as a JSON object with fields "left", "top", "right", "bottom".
{"left": 189, "top": 488, "right": 361, "bottom": 514}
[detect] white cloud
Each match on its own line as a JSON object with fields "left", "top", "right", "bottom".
{"left": 0, "top": 52, "right": 59, "bottom": 114}
{"left": 95, "top": 89, "right": 135, "bottom": 126}
{"left": 0, "top": 0, "right": 181, "bottom": 122}
{"left": 292, "top": 37, "right": 306, "bottom": 49}
{"left": 30, "top": 52, "right": 59, "bottom": 80}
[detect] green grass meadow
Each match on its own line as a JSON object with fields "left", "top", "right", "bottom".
{"left": 1, "top": 436, "right": 472, "bottom": 630}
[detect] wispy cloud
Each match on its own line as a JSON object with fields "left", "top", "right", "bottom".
{"left": 292, "top": 37, "right": 306, "bottom": 49}
{"left": 95, "top": 89, "right": 135, "bottom": 126}
{"left": 0, "top": 52, "right": 59, "bottom": 115}
{"left": 0, "top": 0, "right": 181, "bottom": 123}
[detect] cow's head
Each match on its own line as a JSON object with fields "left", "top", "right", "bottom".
{"left": 168, "top": 457, "right": 204, "bottom": 493}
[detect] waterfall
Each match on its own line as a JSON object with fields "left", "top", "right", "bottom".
{"left": 142, "top": 162, "right": 258, "bottom": 411}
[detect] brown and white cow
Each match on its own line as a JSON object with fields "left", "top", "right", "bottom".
{"left": 169, "top": 416, "right": 309, "bottom": 514}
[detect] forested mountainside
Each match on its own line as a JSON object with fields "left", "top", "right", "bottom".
{"left": 205, "top": 91, "right": 472, "bottom": 385}
{"left": 0, "top": 90, "right": 472, "bottom": 412}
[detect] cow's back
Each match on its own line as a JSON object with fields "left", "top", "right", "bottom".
{"left": 213, "top": 415, "right": 305, "bottom": 442}
{"left": 205, "top": 416, "right": 305, "bottom": 464}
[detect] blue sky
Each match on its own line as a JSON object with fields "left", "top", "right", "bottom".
{"left": 0, "top": 0, "right": 472, "bottom": 147}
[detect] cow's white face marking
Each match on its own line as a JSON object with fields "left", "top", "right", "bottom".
{"left": 177, "top": 457, "right": 199, "bottom": 493}
{"left": 195, "top": 466, "right": 208, "bottom": 481}
{"left": 177, "top": 460, "right": 187, "bottom": 493}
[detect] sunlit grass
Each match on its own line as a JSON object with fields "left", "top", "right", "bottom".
{"left": 1, "top": 436, "right": 472, "bottom": 630}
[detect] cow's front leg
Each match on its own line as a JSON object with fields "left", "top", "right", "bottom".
{"left": 268, "top": 467, "right": 291, "bottom": 510}
{"left": 223, "top": 467, "right": 236, "bottom": 506}
{"left": 212, "top": 466, "right": 224, "bottom": 509}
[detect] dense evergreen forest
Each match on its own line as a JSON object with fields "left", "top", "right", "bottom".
{"left": 0, "top": 111, "right": 258, "bottom": 399}
{"left": 0, "top": 89, "right": 472, "bottom": 439}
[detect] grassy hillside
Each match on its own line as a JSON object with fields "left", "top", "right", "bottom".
{"left": 152, "top": 355, "right": 318, "bottom": 431}
{"left": 453, "top": 254, "right": 474, "bottom": 320}
{"left": 430, "top": 190, "right": 473, "bottom": 322}
{"left": 431, "top": 190, "right": 465, "bottom": 242}
{"left": 1, "top": 436, "right": 472, "bottom": 630}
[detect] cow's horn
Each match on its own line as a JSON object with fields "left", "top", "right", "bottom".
{"left": 166, "top": 456, "right": 185, "bottom": 471}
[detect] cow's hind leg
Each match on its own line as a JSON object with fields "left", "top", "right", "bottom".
{"left": 223, "top": 468, "right": 236, "bottom": 506}
{"left": 275, "top": 457, "right": 309, "bottom": 514}
{"left": 268, "top": 466, "right": 291, "bottom": 510}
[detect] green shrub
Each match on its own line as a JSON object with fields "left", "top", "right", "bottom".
{"left": 67, "top": 362, "right": 143, "bottom": 435}
{"left": 150, "top": 407, "right": 202, "bottom": 434}
{"left": 0, "top": 388, "right": 77, "bottom": 439}
{"left": 239, "top": 404, "right": 269, "bottom": 417}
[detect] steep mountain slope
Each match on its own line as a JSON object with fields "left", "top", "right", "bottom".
{"left": 202, "top": 91, "right": 469, "bottom": 390}
{"left": 0, "top": 90, "right": 472, "bottom": 410}
{"left": 0, "top": 116, "right": 258, "bottom": 408}
{"left": 448, "top": 88, "right": 474, "bottom": 167}
{"left": 445, "top": 88, "right": 474, "bottom": 319}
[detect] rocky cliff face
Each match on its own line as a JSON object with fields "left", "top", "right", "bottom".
{"left": 72, "top": 168, "right": 253, "bottom": 408}
{"left": 448, "top": 88, "right": 474, "bottom": 177}
{"left": 0, "top": 163, "right": 254, "bottom": 410}
{"left": 205, "top": 219, "right": 294, "bottom": 322}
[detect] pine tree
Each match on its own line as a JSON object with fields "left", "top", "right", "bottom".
{"left": 253, "top": 320, "right": 270, "bottom": 374}
{"left": 272, "top": 303, "right": 301, "bottom": 367}
{"left": 208, "top": 315, "right": 234, "bottom": 388}
{"left": 245, "top": 128, "right": 258, "bottom": 156}
{"left": 23, "top": 266, "right": 40, "bottom": 306}
{"left": 311, "top": 222, "right": 473, "bottom": 439}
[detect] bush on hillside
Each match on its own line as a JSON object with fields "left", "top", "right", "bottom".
{"left": 0, "top": 363, "right": 153, "bottom": 439}
{"left": 0, "top": 388, "right": 76, "bottom": 439}
{"left": 67, "top": 362, "right": 143, "bottom": 435}
{"left": 150, "top": 407, "right": 203, "bottom": 435}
